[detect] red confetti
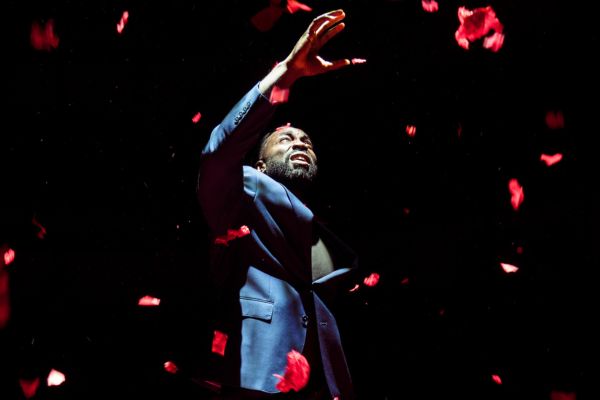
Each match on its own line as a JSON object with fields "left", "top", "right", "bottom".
{"left": 30, "top": 19, "right": 59, "bottom": 51}
{"left": 192, "top": 112, "right": 202, "bottom": 124}
{"left": 163, "top": 361, "right": 179, "bottom": 374}
{"left": 212, "top": 330, "right": 228, "bottom": 356}
{"left": 516, "top": 246, "right": 524, "bottom": 254}
{"left": 138, "top": 295, "right": 161, "bottom": 306}
{"left": 545, "top": 111, "right": 565, "bottom": 129}
{"left": 349, "top": 284, "right": 360, "bottom": 292}
{"left": 3, "top": 248, "right": 15, "bottom": 266}
{"left": 363, "top": 272, "right": 380, "bottom": 287}
{"left": 500, "top": 262, "right": 519, "bottom": 274}
{"left": 550, "top": 390, "right": 577, "bottom": 400}
{"left": 273, "top": 349, "right": 310, "bottom": 393}
{"left": 276, "top": 123, "right": 292, "bottom": 131}
{"left": 491, "top": 374, "right": 503, "bottom": 384}
{"left": 405, "top": 125, "right": 417, "bottom": 137}
{"left": 454, "top": 6, "right": 504, "bottom": 52}
{"left": 117, "top": 11, "right": 129, "bottom": 34}
{"left": 400, "top": 277, "right": 409, "bottom": 285}
{"left": 351, "top": 58, "right": 367, "bottom": 65}
{"left": 422, "top": 0, "right": 439, "bottom": 13}
{"left": 540, "top": 153, "right": 563, "bottom": 167}
{"left": 47, "top": 369, "right": 66, "bottom": 387}
{"left": 286, "top": 0, "right": 312, "bottom": 14}
{"left": 250, "top": 0, "right": 284, "bottom": 32}
{"left": 508, "top": 178, "right": 524, "bottom": 211}
{"left": 214, "top": 225, "right": 251, "bottom": 246}
{"left": 19, "top": 377, "right": 40, "bottom": 399}
{"left": 269, "top": 85, "right": 290, "bottom": 104}
{"left": 0, "top": 270, "right": 10, "bottom": 328}
{"left": 32, "top": 217, "right": 47, "bottom": 239}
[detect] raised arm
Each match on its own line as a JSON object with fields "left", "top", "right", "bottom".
{"left": 198, "top": 9, "right": 352, "bottom": 233}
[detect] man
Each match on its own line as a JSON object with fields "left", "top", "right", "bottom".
{"left": 197, "top": 9, "right": 360, "bottom": 399}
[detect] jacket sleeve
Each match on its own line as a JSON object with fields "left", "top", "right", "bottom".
{"left": 197, "top": 83, "right": 277, "bottom": 234}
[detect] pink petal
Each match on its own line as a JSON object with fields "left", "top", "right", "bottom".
{"left": 422, "top": 0, "right": 439, "bottom": 13}
{"left": 508, "top": 178, "right": 524, "bottom": 211}
{"left": 138, "top": 295, "right": 161, "bottom": 306}
{"left": 214, "top": 225, "right": 251, "bottom": 246}
{"left": 540, "top": 153, "right": 563, "bottom": 166}
{"left": 491, "top": 374, "right": 503, "bottom": 384}
{"left": 273, "top": 349, "right": 310, "bottom": 392}
{"left": 455, "top": 6, "right": 504, "bottom": 51}
{"left": 363, "top": 272, "right": 380, "bottom": 287}
{"left": 500, "top": 262, "right": 519, "bottom": 273}
{"left": 117, "top": 11, "right": 129, "bottom": 34}
{"left": 3, "top": 248, "right": 15, "bottom": 266}
{"left": 32, "top": 217, "right": 47, "bottom": 239}
{"left": 286, "top": 0, "right": 313, "bottom": 14}
{"left": 276, "top": 123, "right": 292, "bottom": 131}
{"left": 212, "top": 330, "right": 228, "bottom": 356}
{"left": 349, "top": 284, "right": 360, "bottom": 292}
{"left": 163, "top": 361, "right": 178, "bottom": 374}
{"left": 483, "top": 32, "right": 505, "bottom": 52}
{"left": 191, "top": 112, "right": 202, "bottom": 124}
{"left": 351, "top": 58, "right": 367, "bottom": 65}
{"left": 47, "top": 369, "right": 66, "bottom": 387}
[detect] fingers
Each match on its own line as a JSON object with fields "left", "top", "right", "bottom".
{"left": 318, "top": 22, "right": 345, "bottom": 48}
{"left": 308, "top": 9, "right": 345, "bottom": 38}
{"left": 316, "top": 56, "right": 351, "bottom": 73}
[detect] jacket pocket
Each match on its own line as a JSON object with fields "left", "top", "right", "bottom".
{"left": 240, "top": 298, "right": 274, "bottom": 322}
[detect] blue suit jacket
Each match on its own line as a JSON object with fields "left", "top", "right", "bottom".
{"left": 198, "top": 84, "right": 358, "bottom": 399}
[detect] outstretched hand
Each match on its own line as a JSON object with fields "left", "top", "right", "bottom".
{"left": 259, "top": 9, "right": 353, "bottom": 94}
{"left": 283, "top": 9, "right": 351, "bottom": 79}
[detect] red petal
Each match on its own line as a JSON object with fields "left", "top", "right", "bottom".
{"left": 117, "top": 11, "right": 129, "bottom": 34}
{"left": 3, "top": 248, "right": 15, "bottom": 266}
{"left": 19, "top": 378, "right": 40, "bottom": 399}
{"left": 455, "top": 6, "right": 504, "bottom": 51}
{"left": 32, "top": 217, "right": 47, "bottom": 239}
{"left": 0, "top": 271, "right": 10, "bottom": 328}
{"left": 270, "top": 85, "right": 290, "bottom": 104}
{"left": 405, "top": 125, "right": 417, "bottom": 137}
{"left": 274, "top": 349, "right": 310, "bottom": 392}
{"left": 163, "top": 361, "right": 179, "bottom": 374}
{"left": 500, "top": 262, "right": 519, "bottom": 273}
{"left": 251, "top": 5, "right": 284, "bottom": 32}
{"left": 192, "top": 112, "right": 202, "bottom": 123}
{"left": 351, "top": 58, "right": 367, "bottom": 65}
{"left": 286, "top": 0, "right": 313, "bottom": 14}
{"left": 545, "top": 110, "right": 565, "bottom": 129}
{"left": 212, "top": 330, "right": 228, "bottom": 356}
{"left": 363, "top": 272, "right": 380, "bottom": 287}
{"left": 491, "top": 374, "right": 503, "bottom": 384}
{"left": 30, "top": 19, "right": 59, "bottom": 51}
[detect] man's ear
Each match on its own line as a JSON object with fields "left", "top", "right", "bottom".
{"left": 256, "top": 159, "right": 266, "bottom": 172}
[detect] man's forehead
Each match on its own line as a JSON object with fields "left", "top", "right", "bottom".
{"left": 271, "top": 126, "right": 310, "bottom": 139}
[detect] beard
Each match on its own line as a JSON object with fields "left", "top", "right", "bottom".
{"left": 263, "top": 156, "right": 318, "bottom": 187}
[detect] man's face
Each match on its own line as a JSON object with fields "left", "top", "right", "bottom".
{"left": 256, "top": 127, "right": 318, "bottom": 184}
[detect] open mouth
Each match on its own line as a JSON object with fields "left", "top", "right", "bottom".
{"left": 289, "top": 152, "right": 311, "bottom": 166}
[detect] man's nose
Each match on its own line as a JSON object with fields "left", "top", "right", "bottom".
{"left": 292, "top": 139, "right": 308, "bottom": 149}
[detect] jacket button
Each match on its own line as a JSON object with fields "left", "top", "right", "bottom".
{"left": 301, "top": 315, "right": 309, "bottom": 327}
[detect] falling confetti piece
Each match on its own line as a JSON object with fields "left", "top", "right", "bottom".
{"left": 269, "top": 85, "right": 290, "bottom": 104}
{"left": 212, "top": 330, "right": 228, "bottom": 356}
{"left": 516, "top": 246, "right": 524, "bottom": 254}
{"left": 545, "top": 111, "right": 565, "bottom": 129}
{"left": 117, "top": 11, "right": 129, "bottom": 34}
{"left": 32, "top": 217, "right": 47, "bottom": 239}
{"left": 500, "top": 262, "right": 519, "bottom": 273}
{"left": 349, "top": 284, "right": 360, "bottom": 292}
{"left": 138, "top": 295, "right": 161, "bottom": 306}
{"left": 400, "top": 277, "right": 409, "bottom": 285}
{"left": 192, "top": 112, "right": 202, "bottom": 124}
{"left": 508, "top": 178, "right": 524, "bottom": 211}
{"left": 550, "top": 390, "right": 577, "bottom": 400}
{"left": 351, "top": 58, "right": 367, "bottom": 64}
{"left": 30, "top": 19, "right": 59, "bottom": 51}
{"left": 251, "top": 0, "right": 284, "bottom": 32}
{"left": 163, "top": 361, "right": 178, "bottom": 374}
{"left": 422, "top": 0, "right": 439, "bottom": 13}
{"left": 363, "top": 272, "right": 380, "bottom": 287}
{"left": 0, "top": 270, "right": 10, "bottom": 328}
{"left": 276, "top": 122, "right": 292, "bottom": 131}
{"left": 540, "top": 153, "right": 563, "bottom": 167}
{"left": 214, "top": 225, "right": 251, "bottom": 246}
{"left": 273, "top": 349, "right": 310, "bottom": 393}
{"left": 454, "top": 6, "right": 504, "bottom": 52}
{"left": 19, "top": 377, "right": 40, "bottom": 399}
{"left": 47, "top": 369, "right": 66, "bottom": 387}
{"left": 3, "top": 248, "right": 15, "bottom": 266}
{"left": 491, "top": 374, "right": 502, "bottom": 384}
{"left": 286, "top": 0, "right": 312, "bottom": 14}
{"left": 405, "top": 125, "right": 417, "bottom": 137}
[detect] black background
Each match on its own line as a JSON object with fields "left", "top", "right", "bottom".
{"left": 1, "top": 1, "right": 598, "bottom": 399}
